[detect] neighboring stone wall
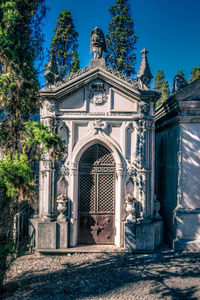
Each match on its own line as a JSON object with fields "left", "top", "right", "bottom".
{"left": 155, "top": 78, "right": 200, "bottom": 250}
{"left": 181, "top": 122, "right": 200, "bottom": 209}
{"left": 156, "top": 125, "right": 179, "bottom": 245}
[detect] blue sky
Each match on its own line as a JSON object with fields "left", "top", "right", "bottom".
{"left": 41, "top": 0, "right": 200, "bottom": 90}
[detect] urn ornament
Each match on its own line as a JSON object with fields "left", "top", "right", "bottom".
{"left": 57, "top": 194, "right": 68, "bottom": 221}
{"left": 125, "top": 194, "right": 137, "bottom": 222}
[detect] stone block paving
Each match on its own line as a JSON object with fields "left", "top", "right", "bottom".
{"left": 1, "top": 250, "right": 200, "bottom": 300}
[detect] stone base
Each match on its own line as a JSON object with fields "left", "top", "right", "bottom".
{"left": 29, "top": 218, "right": 68, "bottom": 250}
{"left": 173, "top": 239, "right": 200, "bottom": 251}
{"left": 91, "top": 58, "right": 105, "bottom": 67}
{"left": 124, "top": 219, "right": 163, "bottom": 251}
{"left": 173, "top": 210, "right": 200, "bottom": 251}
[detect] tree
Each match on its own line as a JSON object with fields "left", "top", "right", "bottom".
{"left": 189, "top": 67, "right": 200, "bottom": 83}
{"left": 177, "top": 70, "right": 185, "bottom": 78}
{"left": 160, "top": 80, "right": 170, "bottom": 103}
{"left": 154, "top": 70, "right": 165, "bottom": 93}
{"left": 70, "top": 51, "right": 80, "bottom": 74}
{"left": 154, "top": 70, "right": 170, "bottom": 107}
{"left": 0, "top": 0, "right": 65, "bottom": 243}
{"left": 106, "top": 0, "right": 137, "bottom": 77}
{"left": 50, "top": 9, "right": 79, "bottom": 80}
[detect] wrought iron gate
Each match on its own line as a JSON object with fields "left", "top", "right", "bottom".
{"left": 78, "top": 144, "right": 115, "bottom": 244}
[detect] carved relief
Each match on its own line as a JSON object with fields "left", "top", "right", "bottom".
{"left": 125, "top": 123, "right": 134, "bottom": 161}
{"left": 56, "top": 163, "right": 69, "bottom": 180}
{"left": 137, "top": 121, "right": 146, "bottom": 168}
{"left": 42, "top": 117, "right": 56, "bottom": 131}
{"left": 89, "top": 79, "right": 107, "bottom": 106}
{"left": 42, "top": 161, "right": 52, "bottom": 171}
{"left": 92, "top": 119, "right": 105, "bottom": 134}
{"left": 127, "top": 164, "right": 137, "bottom": 177}
{"left": 46, "top": 99, "right": 56, "bottom": 112}
{"left": 140, "top": 103, "right": 150, "bottom": 115}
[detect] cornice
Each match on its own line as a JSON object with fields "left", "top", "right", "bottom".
{"left": 41, "top": 65, "right": 159, "bottom": 103}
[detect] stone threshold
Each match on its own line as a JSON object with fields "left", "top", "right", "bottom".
{"left": 35, "top": 245, "right": 157, "bottom": 254}
{"left": 36, "top": 245, "right": 131, "bottom": 254}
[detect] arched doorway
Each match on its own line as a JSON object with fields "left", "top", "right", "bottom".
{"left": 78, "top": 143, "right": 116, "bottom": 244}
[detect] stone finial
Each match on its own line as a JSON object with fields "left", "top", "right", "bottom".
{"left": 172, "top": 73, "right": 188, "bottom": 93}
{"left": 90, "top": 27, "right": 107, "bottom": 67}
{"left": 137, "top": 49, "right": 153, "bottom": 90}
{"left": 43, "top": 47, "right": 59, "bottom": 88}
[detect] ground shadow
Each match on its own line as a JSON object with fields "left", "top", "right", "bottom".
{"left": 1, "top": 251, "right": 200, "bottom": 300}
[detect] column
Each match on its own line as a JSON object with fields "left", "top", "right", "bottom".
{"left": 69, "top": 162, "right": 78, "bottom": 246}
{"left": 39, "top": 155, "right": 55, "bottom": 221}
{"left": 116, "top": 163, "right": 123, "bottom": 247}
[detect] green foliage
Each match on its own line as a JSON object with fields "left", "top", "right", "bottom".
{"left": 177, "top": 70, "right": 185, "bottom": 78}
{"left": 0, "top": 1, "right": 65, "bottom": 207}
{"left": 70, "top": 52, "right": 80, "bottom": 74}
{"left": 189, "top": 66, "right": 200, "bottom": 83}
{"left": 154, "top": 70, "right": 170, "bottom": 107}
{"left": 0, "top": 0, "right": 46, "bottom": 157}
{"left": 154, "top": 70, "right": 164, "bottom": 92}
{"left": 23, "top": 121, "right": 66, "bottom": 161}
{"left": 0, "top": 121, "right": 66, "bottom": 202}
{"left": 50, "top": 9, "right": 79, "bottom": 80}
{"left": 160, "top": 80, "right": 170, "bottom": 102}
{"left": 0, "top": 0, "right": 45, "bottom": 118}
{"left": 106, "top": 0, "right": 137, "bottom": 77}
{"left": 0, "top": 151, "right": 33, "bottom": 199}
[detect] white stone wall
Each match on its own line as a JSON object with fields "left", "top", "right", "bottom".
{"left": 39, "top": 70, "right": 157, "bottom": 248}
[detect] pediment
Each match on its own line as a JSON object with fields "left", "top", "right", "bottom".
{"left": 41, "top": 66, "right": 141, "bottom": 101}
{"left": 41, "top": 66, "right": 158, "bottom": 116}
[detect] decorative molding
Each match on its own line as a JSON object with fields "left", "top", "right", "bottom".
{"left": 42, "top": 160, "right": 52, "bottom": 171}
{"left": 127, "top": 164, "right": 137, "bottom": 177}
{"left": 43, "top": 64, "right": 140, "bottom": 91}
{"left": 46, "top": 99, "right": 56, "bottom": 112}
{"left": 116, "top": 163, "right": 124, "bottom": 176}
{"left": 42, "top": 117, "right": 56, "bottom": 130}
{"left": 53, "top": 66, "right": 94, "bottom": 88}
{"left": 70, "top": 162, "right": 77, "bottom": 176}
{"left": 41, "top": 152, "right": 50, "bottom": 160}
{"left": 105, "top": 66, "right": 139, "bottom": 88}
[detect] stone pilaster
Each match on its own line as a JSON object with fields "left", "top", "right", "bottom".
{"left": 39, "top": 156, "right": 56, "bottom": 221}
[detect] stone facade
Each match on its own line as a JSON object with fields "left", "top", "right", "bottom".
{"left": 155, "top": 78, "right": 200, "bottom": 251}
{"left": 30, "top": 28, "right": 163, "bottom": 251}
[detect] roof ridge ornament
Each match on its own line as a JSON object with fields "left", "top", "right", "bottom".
{"left": 172, "top": 73, "right": 188, "bottom": 94}
{"left": 90, "top": 27, "right": 107, "bottom": 67}
{"left": 43, "top": 46, "right": 59, "bottom": 88}
{"left": 137, "top": 48, "right": 153, "bottom": 90}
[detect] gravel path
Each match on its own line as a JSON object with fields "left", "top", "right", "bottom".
{"left": 1, "top": 250, "right": 200, "bottom": 300}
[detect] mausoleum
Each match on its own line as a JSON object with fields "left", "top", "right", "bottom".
{"left": 156, "top": 77, "right": 200, "bottom": 251}
{"left": 30, "top": 28, "right": 163, "bottom": 251}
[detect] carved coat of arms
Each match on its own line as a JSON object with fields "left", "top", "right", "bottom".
{"left": 89, "top": 79, "right": 107, "bottom": 105}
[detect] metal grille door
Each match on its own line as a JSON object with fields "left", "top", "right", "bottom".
{"left": 78, "top": 144, "right": 115, "bottom": 244}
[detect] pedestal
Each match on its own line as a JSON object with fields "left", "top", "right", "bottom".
{"left": 29, "top": 218, "right": 68, "bottom": 250}
{"left": 124, "top": 219, "right": 163, "bottom": 251}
